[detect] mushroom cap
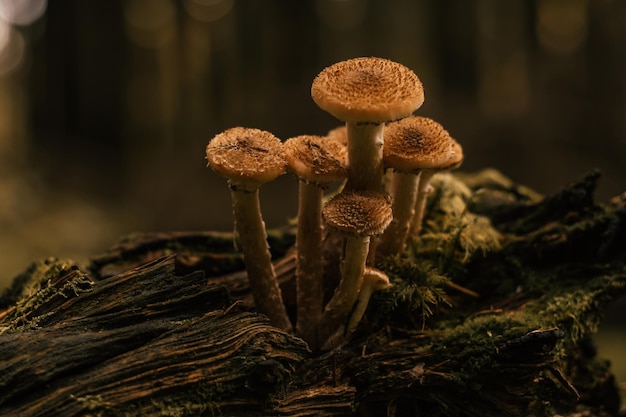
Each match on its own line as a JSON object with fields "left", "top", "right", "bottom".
{"left": 441, "top": 138, "right": 464, "bottom": 170}
{"left": 322, "top": 191, "right": 393, "bottom": 237}
{"left": 383, "top": 116, "right": 458, "bottom": 172}
{"left": 206, "top": 127, "right": 286, "bottom": 188}
{"left": 326, "top": 125, "right": 348, "bottom": 146}
{"left": 363, "top": 267, "right": 392, "bottom": 291}
{"left": 311, "top": 57, "right": 424, "bottom": 124}
{"left": 283, "top": 135, "right": 347, "bottom": 186}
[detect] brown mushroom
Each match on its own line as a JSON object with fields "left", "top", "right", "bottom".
{"left": 311, "top": 57, "right": 424, "bottom": 193}
{"left": 409, "top": 135, "right": 464, "bottom": 237}
{"left": 206, "top": 127, "right": 292, "bottom": 331}
{"left": 319, "top": 190, "right": 393, "bottom": 346}
{"left": 378, "top": 116, "right": 459, "bottom": 255}
{"left": 326, "top": 125, "right": 348, "bottom": 147}
{"left": 283, "top": 135, "right": 347, "bottom": 346}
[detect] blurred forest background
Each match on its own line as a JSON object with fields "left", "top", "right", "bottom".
{"left": 0, "top": 0, "right": 624, "bottom": 384}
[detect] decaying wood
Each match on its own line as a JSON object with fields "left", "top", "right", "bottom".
{"left": 0, "top": 169, "right": 625, "bottom": 416}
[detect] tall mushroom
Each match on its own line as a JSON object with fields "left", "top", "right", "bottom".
{"left": 378, "top": 116, "right": 459, "bottom": 255}
{"left": 311, "top": 57, "right": 424, "bottom": 193}
{"left": 319, "top": 190, "right": 393, "bottom": 346}
{"left": 283, "top": 135, "right": 347, "bottom": 347}
{"left": 206, "top": 127, "right": 292, "bottom": 331}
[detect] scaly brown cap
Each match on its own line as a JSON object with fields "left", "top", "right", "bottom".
{"left": 326, "top": 125, "right": 348, "bottom": 146}
{"left": 383, "top": 116, "right": 459, "bottom": 172}
{"left": 363, "top": 267, "right": 392, "bottom": 291}
{"left": 283, "top": 135, "right": 347, "bottom": 186}
{"left": 440, "top": 138, "right": 464, "bottom": 171}
{"left": 322, "top": 191, "right": 393, "bottom": 237}
{"left": 311, "top": 57, "right": 424, "bottom": 124}
{"left": 206, "top": 127, "right": 286, "bottom": 189}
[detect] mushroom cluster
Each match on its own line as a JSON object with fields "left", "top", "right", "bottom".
{"left": 206, "top": 57, "right": 464, "bottom": 350}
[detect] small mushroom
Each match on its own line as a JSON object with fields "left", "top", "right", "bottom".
{"left": 311, "top": 57, "right": 424, "bottom": 193}
{"left": 325, "top": 125, "right": 348, "bottom": 147}
{"left": 409, "top": 137, "right": 464, "bottom": 237}
{"left": 378, "top": 116, "right": 458, "bottom": 255}
{"left": 206, "top": 127, "right": 292, "bottom": 331}
{"left": 345, "top": 267, "right": 392, "bottom": 336}
{"left": 319, "top": 190, "right": 393, "bottom": 345}
{"left": 283, "top": 135, "right": 347, "bottom": 346}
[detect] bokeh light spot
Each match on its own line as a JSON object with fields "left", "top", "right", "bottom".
{"left": 182, "top": 0, "right": 233, "bottom": 23}
{"left": 0, "top": 23, "right": 25, "bottom": 76}
{"left": 125, "top": 0, "right": 176, "bottom": 48}
{"left": 0, "top": 0, "right": 47, "bottom": 26}
{"left": 537, "top": 0, "right": 588, "bottom": 54}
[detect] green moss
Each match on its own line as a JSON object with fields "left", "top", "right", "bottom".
{"left": 368, "top": 174, "right": 504, "bottom": 330}
{"left": 374, "top": 256, "right": 450, "bottom": 329}
{"left": 1, "top": 258, "right": 79, "bottom": 305}
{"left": 409, "top": 174, "right": 501, "bottom": 275}
{"left": 351, "top": 170, "right": 625, "bottom": 415}
{"left": 0, "top": 258, "right": 94, "bottom": 333}
{"left": 3, "top": 169, "right": 623, "bottom": 416}
{"left": 433, "top": 313, "right": 538, "bottom": 369}
{"left": 526, "top": 269, "right": 626, "bottom": 343}
{"left": 70, "top": 394, "right": 113, "bottom": 411}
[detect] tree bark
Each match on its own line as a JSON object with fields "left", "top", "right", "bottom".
{"left": 0, "top": 169, "right": 624, "bottom": 417}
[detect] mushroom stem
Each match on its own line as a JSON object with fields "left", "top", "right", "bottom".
{"left": 231, "top": 185, "right": 292, "bottom": 331}
{"left": 319, "top": 235, "right": 370, "bottom": 344}
{"left": 345, "top": 122, "right": 385, "bottom": 192}
{"left": 345, "top": 268, "right": 391, "bottom": 336}
{"left": 409, "top": 170, "right": 435, "bottom": 237}
{"left": 319, "top": 190, "right": 392, "bottom": 348}
{"left": 377, "top": 171, "right": 420, "bottom": 255}
{"left": 295, "top": 181, "right": 324, "bottom": 346}
{"left": 345, "top": 284, "right": 376, "bottom": 337}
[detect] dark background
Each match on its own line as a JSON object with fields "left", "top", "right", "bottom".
{"left": 0, "top": 0, "right": 624, "bottom": 382}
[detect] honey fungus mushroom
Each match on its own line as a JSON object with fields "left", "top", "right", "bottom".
{"left": 378, "top": 116, "right": 460, "bottom": 255}
{"left": 206, "top": 127, "right": 292, "bottom": 331}
{"left": 283, "top": 135, "right": 347, "bottom": 346}
{"left": 311, "top": 57, "right": 424, "bottom": 193}
{"left": 409, "top": 137, "right": 464, "bottom": 237}
{"left": 325, "top": 125, "right": 348, "bottom": 147}
{"left": 319, "top": 190, "right": 393, "bottom": 346}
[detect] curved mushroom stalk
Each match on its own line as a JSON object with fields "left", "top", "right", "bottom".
{"left": 206, "top": 127, "right": 292, "bottom": 331}
{"left": 378, "top": 116, "right": 465, "bottom": 253}
{"left": 319, "top": 234, "right": 371, "bottom": 342}
{"left": 345, "top": 267, "right": 392, "bottom": 336}
{"left": 410, "top": 139, "right": 464, "bottom": 238}
{"left": 321, "top": 267, "right": 392, "bottom": 350}
{"left": 377, "top": 171, "right": 420, "bottom": 255}
{"left": 318, "top": 191, "right": 393, "bottom": 346}
{"left": 409, "top": 171, "right": 435, "bottom": 237}
{"left": 283, "top": 135, "right": 347, "bottom": 347}
{"left": 294, "top": 181, "right": 324, "bottom": 345}
{"left": 230, "top": 185, "right": 292, "bottom": 331}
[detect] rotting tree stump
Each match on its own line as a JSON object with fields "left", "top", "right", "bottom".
{"left": 1, "top": 169, "right": 625, "bottom": 417}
